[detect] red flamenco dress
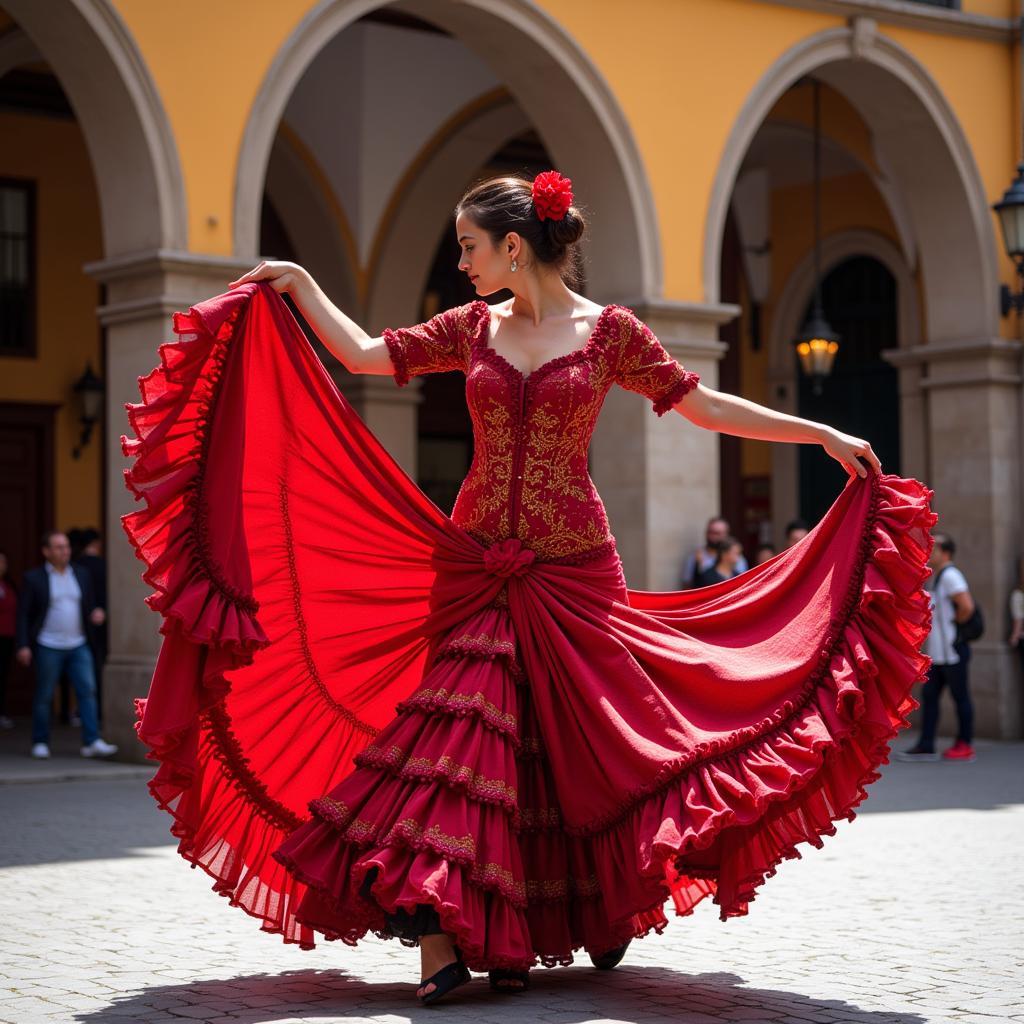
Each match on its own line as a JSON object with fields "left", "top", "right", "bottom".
{"left": 123, "top": 282, "right": 936, "bottom": 973}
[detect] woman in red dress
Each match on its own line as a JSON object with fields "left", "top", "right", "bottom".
{"left": 124, "top": 170, "right": 936, "bottom": 1006}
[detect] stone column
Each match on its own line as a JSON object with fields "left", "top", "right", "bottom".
{"left": 84, "top": 250, "right": 254, "bottom": 762}
{"left": 591, "top": 298, "right": 736, "bottom": 591}
{"left": 886, "top": 336, "right": 1024, "bottom": 740}
{"left": 334, "top": 374, "right": 424, "bottom": 478}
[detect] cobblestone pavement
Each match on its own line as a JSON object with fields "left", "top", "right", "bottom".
{"left": 0, "top": 733, "right": 1021, "bottom": 1024}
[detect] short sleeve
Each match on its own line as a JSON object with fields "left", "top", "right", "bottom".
{"left": 382, "top": 304, "right": 471, "bottom": 387}
{"left": 941, "top": 566, "right": 969, "bottom": 596}
{"left": 612, "top": 308, "right": 701, "bottom": 416}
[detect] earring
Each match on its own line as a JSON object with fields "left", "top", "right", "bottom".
{"left": 510, "top": 259, "right": 518, "bottom": 273}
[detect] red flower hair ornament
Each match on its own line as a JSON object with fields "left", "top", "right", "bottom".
{"left": 531, "top": 170, "right": 574, "bottom": 221}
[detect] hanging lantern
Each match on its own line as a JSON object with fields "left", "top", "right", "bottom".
{"left": 793, "top": 77, "right": 840, "bottom": 396}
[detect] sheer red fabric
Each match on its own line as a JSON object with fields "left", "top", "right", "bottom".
{"left": 124, "top": 282, "right": 936, "bottom": 971}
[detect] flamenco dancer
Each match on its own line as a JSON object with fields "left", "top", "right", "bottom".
{"left": 123, "top": 170, "right": 937, "bottom": 1006}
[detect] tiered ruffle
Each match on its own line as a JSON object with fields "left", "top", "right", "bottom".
{"left": 275, "top": 470, "right": 935, "bottom": 967}
{"left": 272, "top": 603, "right": 640, "bottom": 971}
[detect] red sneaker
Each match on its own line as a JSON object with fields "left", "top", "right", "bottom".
{"left": 942, "top": 740, "right": 976, "bottom": 762}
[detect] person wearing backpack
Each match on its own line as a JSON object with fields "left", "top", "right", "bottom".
{"left": 897, "top": 532, "right": 981, "bottom": 762}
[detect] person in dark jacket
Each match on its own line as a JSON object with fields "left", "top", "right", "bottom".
{"left": 73, "top": 527, "right": 108, "bottom": 723}
{"left": 15, "top": 531, "right": 117, "bottom": 759}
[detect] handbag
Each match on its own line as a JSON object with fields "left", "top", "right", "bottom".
{"left": 934, "top": 564, "right": 984, "bottom": 645}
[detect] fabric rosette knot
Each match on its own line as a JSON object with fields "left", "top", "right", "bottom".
{"left": 483, "top": 537, "right": 536, "bottom": 578}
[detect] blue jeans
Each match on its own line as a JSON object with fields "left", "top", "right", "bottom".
{"left": 32, "top": 643, "right": 99, "bottom": 745}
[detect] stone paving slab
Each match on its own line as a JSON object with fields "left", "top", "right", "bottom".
{"left": 0, "top": 741, "right": 1021, "bottom": 1024}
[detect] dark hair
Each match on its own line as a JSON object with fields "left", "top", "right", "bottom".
{"left": 455, "top": 173, "right": 587, "bottom": 287}
{"left": 714, "top": 536, "right": 742, "bottom": 558}
{"left": 934, "top": 531, "right": 956, "bottom": 557}
{"left": 41, "top": 530, "right": 66, "bottom": 549}
{"left": 785, "top": 518, "right": 809, "bottom": 535}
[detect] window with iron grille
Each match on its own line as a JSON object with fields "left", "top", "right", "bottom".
{"left": 0, "top": 179, "right": 36, "bottom": 357}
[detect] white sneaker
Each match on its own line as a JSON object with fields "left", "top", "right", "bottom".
{"left": 31, "top": 742, "right": 50, "bottom": 759}
{"left": 81, "top": 738, "right": 118, "bottom": 758}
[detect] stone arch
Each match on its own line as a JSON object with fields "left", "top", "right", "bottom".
{"left": 265, "top": 126, "right": 360, "bottom": 317}
{"left": 704, "top": 22, "right": 998, "bottom": 342}
{"left": 2, "top": 0, "right": 186, "bottom": 253}
{"left": 233, "top": 0, "right": 659, "bottom": 304}
{"left": 767, "top": 229, "right": 923, "bottom": 541}
{"left": 770, "top": 229, "right": 919, "bottom": 370}
{"left": 364, "top": 92, "right": 532, "bottom": 331}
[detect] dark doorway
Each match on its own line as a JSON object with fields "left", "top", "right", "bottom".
{"left": 796, "top": 255, "right": 901, "bottom": 524}
{"left": 0, "top": 403, "right": 57, "bottom": 713}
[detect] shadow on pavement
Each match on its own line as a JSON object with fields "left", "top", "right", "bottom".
{"left": 857, "top": 740, "right": 1024, "bottom": 814}
{"left": 0, "top": 776, "right": 173, "bottom": 868}
{"left": 73, "top": 966, "right": 929, "bottom": 1024}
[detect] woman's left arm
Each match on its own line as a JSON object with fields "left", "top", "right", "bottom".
{"left": 671, "top": 383, "right": 882, "bottom": 480}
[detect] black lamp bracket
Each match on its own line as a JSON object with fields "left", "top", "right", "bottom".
{"left": 999, "top": 255, "right": 1024, "bottom": 318}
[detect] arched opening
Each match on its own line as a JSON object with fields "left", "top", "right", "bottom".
{"left": 796, "top": 255, "right": 900, "bottom": 522}
{"left": 235, "top": 0, "right": 659, "bottom": 306}
{"left": 705, "top": 24, "right": 995, "bottom": 549}
{"left": 0, "top": 0, "right": 182, "bottom": 726}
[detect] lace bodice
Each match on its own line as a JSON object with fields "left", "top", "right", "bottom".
{"left": 383, "top": 299, "right": 700, "bottom": 562}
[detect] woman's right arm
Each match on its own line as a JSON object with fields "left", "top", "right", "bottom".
{"left": 226, "top": 261, "right": 393, "bottom": 376}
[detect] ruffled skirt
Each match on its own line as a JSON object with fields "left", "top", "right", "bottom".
{"left": 122, "top": 283, "right": 937, "bottom": 973}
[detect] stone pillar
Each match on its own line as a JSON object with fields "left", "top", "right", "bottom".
{"left": 334, "top": 374, "right": 423, "bottom": 477}
{"left": 887, "top": 336, "right": 1024, "bottom": 740}
{"left": 591, "top": 298, "right": 736, "bottom": 591}
{"left": 84, "top": 250, "right": 254, "bottom": 762}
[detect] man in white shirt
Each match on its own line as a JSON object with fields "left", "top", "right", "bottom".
{"left": 896, "top": 531, "right": 976, "bottom": 762}
{"left": 15, "top": 531, "right": 117, "bottom": 759}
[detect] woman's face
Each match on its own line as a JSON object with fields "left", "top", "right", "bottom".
{"left": 455, "top": 213, "right": 517, "bottom": 297}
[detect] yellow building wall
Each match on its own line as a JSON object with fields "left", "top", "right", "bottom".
{"left": 0, "top": 111, "right": 104, "bottom": 534}
{"left": 107, "top": 0, "right": 1018, "bottom": 324}
{"left": 962, "top": 0, "right": 1015, "bottom": 17}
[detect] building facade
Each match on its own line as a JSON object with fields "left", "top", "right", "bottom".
{"left": 1, "top": 0, "right": 1022, "bottom": 744}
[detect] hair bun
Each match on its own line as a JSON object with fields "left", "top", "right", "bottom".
{"left": 547, "top": 207, "right": 585, "bottom": 248}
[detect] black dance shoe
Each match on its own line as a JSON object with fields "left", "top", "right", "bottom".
{"left": 589, "top": 938, "right": 631, "bottom": 969}
{"left": 418, "top": 945, "right": 471, "bottom": 1006}
{"left": 488, "top": 967, "right": 530, "bottom": 993}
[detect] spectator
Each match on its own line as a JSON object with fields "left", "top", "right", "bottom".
{"left": 896, "top": 531, "right": 976, "bottom": 763}
{"left": 15, "top": 531, "right": 117, "bottom": 760}
{"left": 695, "top": 536, "right": 745, "bottom": 587}
{"left": 785, "top": 518, "right": 809, "bottom": 548}
{"left": 754, "top": 544, "right": 776, "bottom": 566}
{"left": 1010, "top": 554, "right": 1024, "bottom": 679}
{"left": 0, "top": 550, "right": 15, "bottom": 730}
{"left": 73, "top": 527, "right": 108, "bottom": 724}
{"left": 681, "top": 517, "right": 749, "bottom": 588}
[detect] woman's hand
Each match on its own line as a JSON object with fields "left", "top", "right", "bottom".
{"left": 227, "top": 260, "right": 311, "bottom": 295}
{"left": 820, "top": 426, "right": 882, "bottom": 479}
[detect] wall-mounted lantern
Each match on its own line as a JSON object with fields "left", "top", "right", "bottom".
{"left": 71, "top": 362, "right": 103, "bottom": 460}
{"left": 993, "top": 163, "right": 1024, "bottom": 316}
